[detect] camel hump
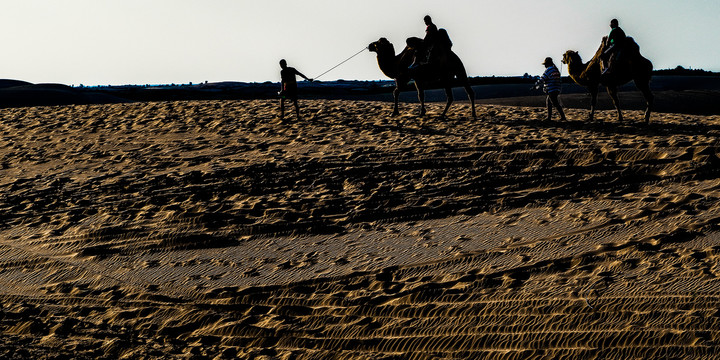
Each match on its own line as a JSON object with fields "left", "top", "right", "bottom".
{"left": 406, "top": 37, "right": 424, "bottom": 49}
{"left": 437, "top": 28, "right": 453, "bottom": 49}
{"left": 625, "top": 37, "right": 640, "bottom": 55}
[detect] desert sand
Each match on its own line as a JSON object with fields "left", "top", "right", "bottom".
{"left": 1, "top": 98, "right": 720, "bottom": 359}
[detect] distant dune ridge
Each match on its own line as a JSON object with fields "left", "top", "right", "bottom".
{"left": 1, "top": 96, "right": 720, "bottom": 357}
{"left": 0, "top": 80, "right": 128, "bottom": 108}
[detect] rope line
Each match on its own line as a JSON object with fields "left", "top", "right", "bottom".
{"left": 313, "top": 46, "right": 369, "bottom": 80}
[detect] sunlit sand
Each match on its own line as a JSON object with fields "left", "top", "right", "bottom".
{"left": 1, "top": 99, "right": 720, "bottom": 358}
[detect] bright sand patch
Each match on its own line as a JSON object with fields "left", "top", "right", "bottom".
{"left": 1, "top": 100, "right": 720, "bottom": 358}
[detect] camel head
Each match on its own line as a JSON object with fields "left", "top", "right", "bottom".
{"left": 369, "top": 38, "right": 402, "bottom": 79}
{"left": 369, "top": 38, "right": 394, "bottom": 55}
{"left": 562, "top": 50, "right": 581, "bottom": 65}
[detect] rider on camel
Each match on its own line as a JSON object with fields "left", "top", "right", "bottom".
{"left": 411, "top": 15, "right": 453, "bottom": 69}
{"left": 601, "top": 19, "right": 626, "bottom": 76}
{"left": 423, "top": 15, "right": 438, "bottom": 59}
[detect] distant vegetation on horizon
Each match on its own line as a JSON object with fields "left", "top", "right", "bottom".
{"left": 67, "top": 66, "right": 718, "bottom": 89}
{"left": 653, "top": 65, "right": 719, "bottom": 76}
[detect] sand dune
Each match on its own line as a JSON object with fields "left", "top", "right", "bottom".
{"left": 0, "top": 82, "right": 128, "bottom": 109}
{"left": 1, "top": 100, "right": 720, "bottom": 358}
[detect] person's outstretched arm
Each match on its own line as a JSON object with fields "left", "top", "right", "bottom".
{"left": 295, "top": 69, "right": 313, "bottom": 82}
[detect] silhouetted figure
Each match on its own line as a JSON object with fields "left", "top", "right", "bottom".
{"left": 424, "top": 16, "right": 453, "bottom": 65}
{"left": 423, "top": 15, "right": 438, "bottom": 48}
{"left": 279, "top": 59, "right": 312, "bottom": 121}
{"left": 601, "top": 19, "right": 626, "bottom": 76}
{"left": 410, "top": 15, "right": 439, "bottom": 68}
{"left": 534, "top": 57, "right": 566, "bottom": 122}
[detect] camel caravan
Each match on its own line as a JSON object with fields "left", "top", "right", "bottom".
{"left": 367, "top": 17, "right": 654, "bottom": 123}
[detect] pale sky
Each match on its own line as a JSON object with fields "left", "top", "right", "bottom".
{"left": 1, "top": 0, "right": 718, "bottom": 86}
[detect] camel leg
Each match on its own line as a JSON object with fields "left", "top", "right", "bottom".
{"left": 589, "top": 88, "right": 598, "bottom": 122}
{"left": 606, "top": 86, "right": 623, "bottom": 123}
{"left": 636, "top": 80, "right": 654, "bottom": 124}
{"left": 441, "top": 86, "right": 454, "bottom": 119}
{"left": 416, "top": 82, "right": 426, "bottom": 117}
{"left": 464, "top": 84, "right": 476, "bottom": 119}
{"left": 391, "top": 83, "right": 400, "bottom": 116}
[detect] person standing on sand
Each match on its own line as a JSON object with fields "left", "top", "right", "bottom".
{"left": 279, "top": 59, "right": 312, "bottom": 121}
{"left": 533, "top": 57, "right": 566, "bottom": 122}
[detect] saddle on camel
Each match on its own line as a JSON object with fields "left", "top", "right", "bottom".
{"left": 600, "top": 35, "right": 642, "bottom": 79}
{"left": 599, "top": 19, "right": 643, "bottom": 78}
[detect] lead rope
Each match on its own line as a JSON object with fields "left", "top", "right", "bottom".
{"left": 313, "top": 46, "right": 369, "bottom": 81}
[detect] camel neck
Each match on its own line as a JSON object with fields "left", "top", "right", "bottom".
{"left": 567, "top": 58, "right": 587, "bottom": 79}
{"left": 377, "top": 51, "right": 400, "bottom": 79}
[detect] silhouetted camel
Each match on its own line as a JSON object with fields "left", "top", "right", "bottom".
{"left": 562, "top": 37, "right": 653, "bottom": 123}
{"left": 369, "top": 37, "right": 476, "bottom": 119}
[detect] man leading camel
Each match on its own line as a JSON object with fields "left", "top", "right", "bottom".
{"left": 279, "top": 59, "right": 312, "bottom": 121}
{"left": 533, "top": 57, "right": 566, "bottom": 122}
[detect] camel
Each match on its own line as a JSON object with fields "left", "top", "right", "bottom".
{"left": 562, "top": 37, "right": 654, "bottom": 123}
{"left": 368, "top": 37, "right": 476, "bottom": 119}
